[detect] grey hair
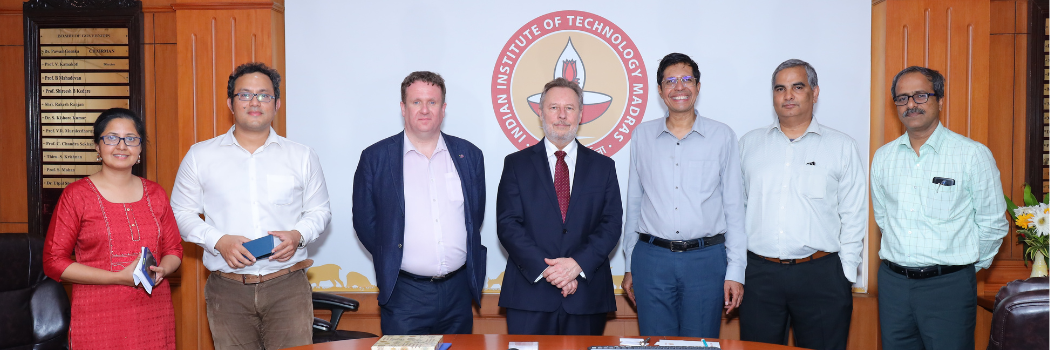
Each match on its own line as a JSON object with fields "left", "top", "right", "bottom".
{"left": 772, "top": 59, "right": 818, "bottom": 89}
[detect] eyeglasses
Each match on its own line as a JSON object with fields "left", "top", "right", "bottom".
{"left": 234, "top": 92, "right": 276, "bottom": 103}
{"left": 99, "top": 135, "right": 141, "bottom": 147}
{"left": 661, "top": 76, "right": 696, "bottom": 89}
{"left": 893, "top": 92, "right": 938, "bottom": 106}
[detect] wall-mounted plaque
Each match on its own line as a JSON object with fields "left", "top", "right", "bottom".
{"left": 41, "top": 112, "right": 101, "bottom": 124}
{"left": 42, "top": 138, "right": 96, "bottom": 150}
{"left": 39, "top": 28, "right": 128, "bottom": 45}
{"left": 25, "top": 0, "right": 144, "bottom": 237}
{"left": 41, "top": 45, "right": 129, "bottom": 57}
{"left": 41, "top": 72, "right": 130, "bottom": 84}
{"left": 41, "top": 59, "right": 130, "bottom": 70}
{"left": 42, "top": 86, "right": 129, "bottom": 97}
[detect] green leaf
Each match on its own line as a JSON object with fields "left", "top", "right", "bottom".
{"left": 1023, "top": 183, "right": 1038, "bottom": 207}
{"left": 1044, "top": 192, "right": 1049, "bottom": 205}
{"left": 1005, "top": 195, "right": 1019, "bottom": 221}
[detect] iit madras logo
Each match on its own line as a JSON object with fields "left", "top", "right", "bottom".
{"left": 490, "top": 10, "right": 648, "bottom": 156}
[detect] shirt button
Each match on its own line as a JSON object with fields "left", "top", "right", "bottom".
{"left": 675, "top": 186, "right": 679, "bottom": 189}
{"left": 676, "top": 231, "right": 680, "bottom": 234}
{"left": 676, "top": 163, "right": 679, "bottom": 166}
{"left": 131, "top": 224, "right": 135, "bottom": 227}
{"left": 126, "top": 208, "right": 131, "bottom": 211}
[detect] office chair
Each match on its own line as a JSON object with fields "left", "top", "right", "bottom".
{"left": 311, "top": 292, "right": 378, "bottom": 343}
{"left": 0, "top": 233, "right": 71, "bottom": 350}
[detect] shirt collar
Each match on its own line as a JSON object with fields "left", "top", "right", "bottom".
{"left": 768, "top": 117, "right": 823, "bottom": 138}
{"left": 896, "top": 122, "right": 945, "bottom": 154}
{"left": 544, "top": 137, "right": 578, "bottom": 158}
{"left": 219, "top": 125, "right": 282, "bottom": 148}
{"left": 403, "top": 132, "right": 448, "bottom": 156}
{"left": 658, "top": 111, "right": 705, "bottom": 138}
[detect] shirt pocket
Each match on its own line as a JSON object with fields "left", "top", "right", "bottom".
{"left": 445, "top": 172, "right": 464, "bottom": 204}
{"left": 683, "top": 160, "right": 720, "bottom": 194}
{"left": 267, "top": 174, "right": 296, "bottom": 205}
{"left": 798, "top": 166, "right": 827, "bottom": 199}
{"left": 923, "top": 183, "right": 959, "bottom": 221}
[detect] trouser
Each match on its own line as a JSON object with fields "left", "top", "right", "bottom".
{"left": 506, "top": 306, "right": 607, "bottom": 335}
{"left": 878, "top": 262, "right": 976, "bottom": 350}
{"left": 380, "top": 267, "right": 474, "bottom": 335}
{"left": 631, "top": 240, "right": 727, "bottom": 337}
{"left": 738, "top": 252, "right": 853, "bottom": 349}
{"left": 205, "top": 269, "right": 313, "bottom": 350}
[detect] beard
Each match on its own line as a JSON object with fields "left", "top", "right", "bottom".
{"left": 541, "top": 118, "right": 579, "bottom": 147}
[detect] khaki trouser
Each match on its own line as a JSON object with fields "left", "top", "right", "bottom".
{"left": 205, "top": 269, "right": 313, "bottom": 350}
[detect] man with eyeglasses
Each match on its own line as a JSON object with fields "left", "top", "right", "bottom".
{"left": 620, "top": 52, "right": 746, "bottom": 338}
{"left": 171, "top": 62, "right": 330, "bottom": 350}
{"left": 737, "top": 59, "right": 866, "bottom": 349}
{"left": 871, "top": 66, "right": 1008, "bottom": 349}
{"left": 353, "top": 71, "right": 486, "bottom": 335}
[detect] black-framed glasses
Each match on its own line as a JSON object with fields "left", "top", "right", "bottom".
{"left": 234, "top": 92, "right": 276, "bottom": 103}
{"left": 661, "top": 75, "right": 696, "bottom": 89}
{"left": 99, "top": 135, "right": 141, "bottom": 147}
{"left": 893, "top": 92, "right": 938, "bottom": 106}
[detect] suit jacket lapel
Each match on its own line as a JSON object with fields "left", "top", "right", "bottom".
{"left": 530, "top": 141, "right": 561, "bottom": 216}
{"left": 390, "top": 132, "right": 406, "bottom": 216}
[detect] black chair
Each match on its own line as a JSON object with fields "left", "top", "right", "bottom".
{"left": 311, "top": 292, "right": 378, "bottom": 343}
{"left": 0, "top": 233, "right": 71, "bottom": 350}
{"left": 987, "top": 277, "right": 1049, "bottom": 350}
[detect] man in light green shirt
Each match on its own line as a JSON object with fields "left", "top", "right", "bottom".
{"left": 871, "top": 66, "right": 1008, "bottom": 350}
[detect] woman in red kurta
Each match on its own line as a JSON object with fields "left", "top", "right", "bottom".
{"left": 43, "top": 108, "right": 183, "bottom": 349}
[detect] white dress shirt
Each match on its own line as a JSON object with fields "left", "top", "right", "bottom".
{"left": 171, "top": 126, "right": 332, "bottom": 274}
{"left": 739, "top": 119, "right": 867, "bottom": 282}
{"left": 401, "top": 133, "right": 467, "bottom": 277}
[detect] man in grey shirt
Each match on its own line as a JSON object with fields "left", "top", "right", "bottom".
{"left": 738, "top": 59, "right": 866, "bottom": 349}
{"left": 620, "top": 52, "right": 746, "bottom": 338}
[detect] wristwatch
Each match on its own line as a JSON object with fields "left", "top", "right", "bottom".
{"left": 297, "top": 234, "right": 306, "bottom": 249}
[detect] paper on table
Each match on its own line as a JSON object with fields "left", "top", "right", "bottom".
{"left": 619, "top": 338, "right": 647, "bottom": 346}
{"left": 507, "top": 342, "right": 538, "bottom": 350}
{"left": 655, "top": 340, "right": 720, "bottom": 348}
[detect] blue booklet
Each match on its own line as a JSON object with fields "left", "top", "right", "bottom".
{"left": 132, "top": 246, "right": 157, "bottom": 294}
{"left": 243, "top": 235, "right": 276, "bottom": 259}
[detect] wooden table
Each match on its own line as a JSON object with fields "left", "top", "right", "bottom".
{"left": 291, "top": 334, "right": 804, "bottom": 350}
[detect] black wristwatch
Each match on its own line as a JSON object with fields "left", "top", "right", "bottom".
{"left": 297, "top": 234, "right": 306, "bottom": 249}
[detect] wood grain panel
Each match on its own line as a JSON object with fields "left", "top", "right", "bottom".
{"left": 991, "top": 1, "right": 1015, "bottom": 34}
{"left": 0, "top": 13, "right": 21, "bottom": 45}
{"left": 0, "top": 45, "right": 27, "bottom": 225}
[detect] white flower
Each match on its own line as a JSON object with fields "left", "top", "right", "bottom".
{"left": 1032, "top": 204, "right": 1050, "bottom": 237}
{"left": 1015, "top": 206, "right": 1037, "bottom": 217}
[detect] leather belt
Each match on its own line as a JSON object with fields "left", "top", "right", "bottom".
{"left": 399, "top": 265, "right": 465, "bottom": 282}
{"left": 883, "top": 260, "right": 970, "bottom": 279}
{"left": 639, "top": 233, "right": 725, "bottom": 252}
{"left": 215, "top": 259, "right": 313, "bottom": 285}
{"left": 749, "top": 250, "right": 833, "bottom": 265}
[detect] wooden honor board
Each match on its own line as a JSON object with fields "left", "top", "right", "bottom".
{"left": 24, "top": 0, "right": 144, "bottom": 236}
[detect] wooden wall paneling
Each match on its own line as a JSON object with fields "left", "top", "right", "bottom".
{"left": 0, "top": 14, "right": 26, "bottom": 230}
{"left": 870, "top": 0, "right": 888, "bottom": 300}
{"left": 270, "top": 7, "right": 284, "bottom": 135}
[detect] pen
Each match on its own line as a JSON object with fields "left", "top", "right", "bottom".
{"left": 702, "top": 339, "right": 708, "bottom": 346}
{"left": 642, "top": 337, "right": 650, "bottom": 346}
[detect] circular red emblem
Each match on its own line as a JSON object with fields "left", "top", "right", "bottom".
{"left": 490, "top": 10, "right": 648, "bottom": 156}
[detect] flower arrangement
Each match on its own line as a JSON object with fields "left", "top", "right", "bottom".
{"left": 1004, "top": 184, "right": 1049, "bottom": 269}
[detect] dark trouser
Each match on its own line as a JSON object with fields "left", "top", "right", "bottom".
{"left": 205, "top": 269, "right": 313, "bottom": 350}
{"left": 380, "top": 267, "right": 474, "bottom": 335}
{"left": 632, "top": 240, "right": 727, "bottom": 337}
{"left": 878, "top": 261, "right": 976, "bottom": 350}
{"left": 739, "top": 252, "right": 853, "bottom": 349}
{"left": 506, "top": 306, "right": 607, "bottom": 335}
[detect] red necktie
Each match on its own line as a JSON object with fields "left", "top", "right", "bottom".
{"left": 554, "top": 151, "right": 570, "bottom": 222}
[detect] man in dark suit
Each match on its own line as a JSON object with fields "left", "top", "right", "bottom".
{"left": 496, "top": 77, "right": 623, "bottom": 335}
{"left": 352, "top": 71, "right": 486, "bottom": 335}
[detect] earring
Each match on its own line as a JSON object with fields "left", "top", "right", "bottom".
{"left": 136, "top": 157, "right": 141, "bottom": 164}
{"left": 96, "top": 154, "right": 102, "bottom": 162}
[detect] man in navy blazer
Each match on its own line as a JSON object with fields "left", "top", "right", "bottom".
{"left": 496, "top": 77, "right": 623, "bottom": 335}
{"left": 353, "top": 71, "right": 486, "bottom": 335}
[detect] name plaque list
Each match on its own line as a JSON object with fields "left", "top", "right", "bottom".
{"left": 38, "top": 27, "right": 130, "bottom": 189}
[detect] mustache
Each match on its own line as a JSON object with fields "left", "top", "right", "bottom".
{"left": 904, "top": 107, "right": 924, "bottom": 116}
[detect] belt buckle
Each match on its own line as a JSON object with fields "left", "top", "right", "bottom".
{"left": 669, "top": 240, "right": 689, "bottom": 252}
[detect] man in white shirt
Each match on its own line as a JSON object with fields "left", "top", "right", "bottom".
{"left": 171, "top": 62, "right": 331, "bottom": 350}
{"left": 738, "top": 59, "right": 866, "bottom": 349}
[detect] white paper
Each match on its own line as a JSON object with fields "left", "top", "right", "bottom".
{"left": 619, "top": 338, "right": 647, "bottom": 346}
{"left": 507, "top": 342, "right": 538, "bottom": 350}
{"left": 655, "top": 339, "right": 720, "bottom": 348}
